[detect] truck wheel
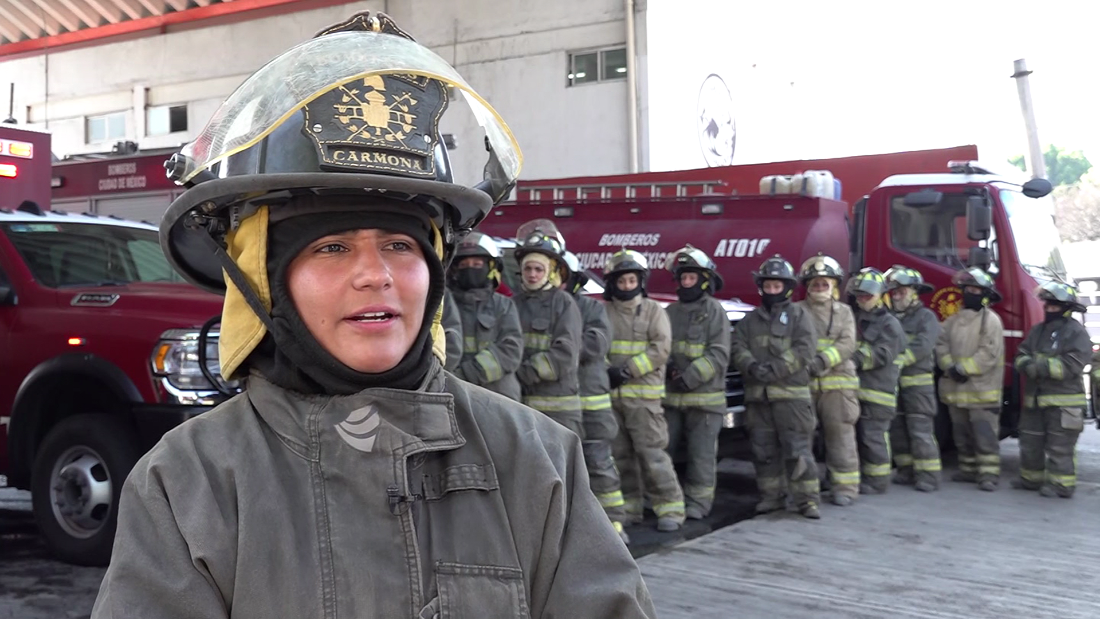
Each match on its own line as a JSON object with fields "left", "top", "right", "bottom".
{"left": 31, "top": 414, "right": 139, "bottom": 567}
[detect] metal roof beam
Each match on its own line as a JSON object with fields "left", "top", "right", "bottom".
{"left": 55, "top": 0, "right": 101, "bottom": 28}
{"left": 81, "top": 0, "right": 123, "bottom": 24}
{"left": 134, "top": 0, "right": 164, "bottom": 17}
{"left": 27, "top": 0, "right": 81, "bottom": 32}
{"left": 107, "top": 0, "right": 143, "bottom": 20}
{"left": 163, "top": 0, "right": 189, "bottom": 12}
{"left": 0, "top": 3, "right": 41, "bottom": 38}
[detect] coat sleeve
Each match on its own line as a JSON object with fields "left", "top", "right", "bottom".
{"left": 1034, "top": 323, "right": 1092, "bottom": 381}
{"left": 526, "top": 294, "right": 582, "bottom": 383}
{"left": 857, "top": 314, "right": 905, "bottom": 372}
{"left": 579, "top": 299, "right": 612, "bottom": 366}
{"left": 627, "top": 302, "right": 671, "bottom": 378}
{"left": 817, "top": 304, "right": 856, "bottom": 370}
{"left": 1013, "top": 327, "right": 1039, "bottom": 375}
{"left": 465, "top": 297, "right": 524, "bottom": 384}
{"left": 442, "top": 290, "right": 463, "bottom": 373}
{"left": 957, "top": 310, "right": 1004, "bottom": 376}
{"left": 91, "top": 456, "right": 229, "bottom": 618}
{"left": 681, "top": 302, "right": 730, "bottom": 390}
{"left": 935, "top": 316, "right": 955, "bottom": 371}
{"left": 900, "top": 310, "right": 941, "bottom": 368}
{"left": 529, "top": 429, "right": 657, "bottom": 619}
{"left": 730, "top": 318, "right": 756, "bottom": 374}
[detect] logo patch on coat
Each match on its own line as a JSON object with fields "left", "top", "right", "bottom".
{"left": 335, "top": 405, "right": 381, "bottom": 452}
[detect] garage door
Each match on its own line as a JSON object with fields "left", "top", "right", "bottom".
{"left": 94, "top": 192, "right": 175, "bottom": 224}
{"left": 51, "top": 199, "right": 92, "bottom": 214}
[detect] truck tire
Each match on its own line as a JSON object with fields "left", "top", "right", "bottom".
{"left": 30, "top": 414, "right": 140, "bottom": 567}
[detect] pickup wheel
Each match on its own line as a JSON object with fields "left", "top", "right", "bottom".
{"left": 30, "top": 414, "right": 140, "bottom": 567}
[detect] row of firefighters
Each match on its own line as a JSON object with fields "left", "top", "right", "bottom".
{"left": 440, "top": 223, "right": 1098, "bottom": 542}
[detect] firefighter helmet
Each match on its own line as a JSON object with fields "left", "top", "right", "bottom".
{"left": 605, "top": 249, "right": 649, "bottom": 278}
{"left": 952, "top": 267, "right": 1002, "bottom": 302}
{"left": 159, "top": 11, "right": 523, "bottom": 293}
{"left": 798, "top": 253, "right": 844, "bottom": 285}
{"left": 514, "top": 230, "right": 565, "bottom": 263}
{"left": 560, "top": 250, "right": 589, "bottom": 294}
{"left": 453, "top": 231, "right": 501, "bottom": 269}
{"left": 665, "top": 244, "right": 723, "bottom": 291}
{"left": 753, "top": 255, "right": 797, "bottom": 288}
{"left": 847, "top": 267, "right": 888, "bottom": 297}
{"left": 884, "top": 265, "right": 934, "bottom": 294}
{"left": 1035, "top": 281, "right": 1086, "bottom": 313}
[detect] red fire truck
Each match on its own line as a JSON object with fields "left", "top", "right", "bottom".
{"left": 479, "top": 147, "right": 1064, "bottom": 442}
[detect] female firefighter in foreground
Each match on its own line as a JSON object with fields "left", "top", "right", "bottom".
{"left": 447, "top": 231, "right": 524, "bottom": 401}
{"left": 604, "top": 249, "right": 687, "bottom": 531}
{"left": 884, "top": 266, "right": 943, "bottom": 492}
{"left": 731, "top": 255, "right": 821, "bottom": 519}
{"left": 91, "top": 12, "right": 655, "bottom": 618}
{"left": 560, "top": 251, "right": 628, "bottom": 542}
{"left": 936, "top": 267, "right": 1005, "bottom": 492}
{"left": 663, "top": 245, "right": 731, "bottom": 520}
{"left": 1013, "top": 282, "right": 1092, "bottom": 498}
{"left": 846, "top": 268, "right": 906, "bottom": 495}
{"left": 796, "top": 254, "right": 861, "bottom": 506}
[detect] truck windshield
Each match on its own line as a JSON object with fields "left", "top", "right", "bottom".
{"left": 1, "top": 222, "right": 185, "bottom": 288}
{"left": 999, "top": 189, "right": 1068, "bottom": 282}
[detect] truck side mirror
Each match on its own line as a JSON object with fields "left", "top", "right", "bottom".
{"left": 968, "top": 247, "right": 992, "bottom": 272}
{"left": 966, "top": 195, "right": 991, "bottom": 241}
{"left": 903, "top": 189, "right": 943, "bottom": 207}
{"left": 1022, "top": 177, "right": 1053, "bottom": 198}
{"left": 0, "top": 284, "right": 15, "bottom": 305}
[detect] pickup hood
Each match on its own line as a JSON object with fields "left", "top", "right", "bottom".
{"left": 647, "top": 291, "right": 754, "bottom": 321}
{"left": 53, "top": 282, "right": 224, "bottom": 327}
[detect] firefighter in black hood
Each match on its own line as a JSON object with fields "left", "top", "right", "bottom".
{"left": 1013, "top": 282, "right": 1092, "bottom": 498}
{"left": 92, "top": 12, "right": 655, "bottom": 618}
{"left": 662, "top": 245, "right": 730, "bottom": 520}
{"left": 447, "top": 231, "right": 524, "bottom": 401}
{"left": 730, "top": 255, "right": 821, "bottom": 518}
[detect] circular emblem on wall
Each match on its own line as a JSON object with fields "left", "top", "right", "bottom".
{"left": 697, "top": 73, "right": 736, "bottom": 167}
{"left": 931, "top": 286, "right": 963, "bottom": 321}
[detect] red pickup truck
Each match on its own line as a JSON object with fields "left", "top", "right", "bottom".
{"left": 0, "top": 201, "right": 232, "bottom": 566}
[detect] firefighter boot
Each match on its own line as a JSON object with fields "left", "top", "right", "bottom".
{"left": 892, "top": 467, "right": 915, "bottom": 486}
{"left": 800, "top": 501, "right": 821, "bottom": 519}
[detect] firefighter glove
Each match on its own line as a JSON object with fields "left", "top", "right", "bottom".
{"left": 607, "top": 366, "right": 628, "bottom": 389}
{"left": 947, "top": 365, "right": 969, "bottom": 383}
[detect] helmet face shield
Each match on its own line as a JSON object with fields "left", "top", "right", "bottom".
{"left": 798, "top": 254, "right": 843, "bottom": 284}
{"left": 883, "top": 265, "right": 933, "bottom": 294}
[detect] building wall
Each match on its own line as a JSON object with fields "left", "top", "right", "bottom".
{"left": 0, "top": 0, "right": 634, "bottom": 182}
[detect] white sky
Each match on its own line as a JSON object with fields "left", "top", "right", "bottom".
{"left": 729, "top": 0, "right": 1100, "bottom": 169}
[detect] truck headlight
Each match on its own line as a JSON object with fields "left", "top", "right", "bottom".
{"left": 150, "top": 329, "right": 238, "bottom": 392}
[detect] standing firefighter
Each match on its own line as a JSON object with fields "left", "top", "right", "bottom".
{"left": 847, "top": 267, "right": 907, "bottom": 495}
{"left": 884, "top": 266, "right": 943, "bottom": 492}
{"left": 731, "top": 256, "right": 821, "bottom": 518}
{"left": 796, "top": 254, "right": 861, "bottom": 506}
{"left": 663, "top": 245, "right": 731, "bottom": 520}
{"left": 1012, "top": 282, "right": 1092, "bottom": 498}
{"left": 513, "top": 225, "right": 584, "bottom": 436}
{"left": 936, "top": 267, "right": 1005, "bottom": 491}
{"left": 447, "top": 231, "right": 524, "bottom": 401}
{"left": 560, "top": 251, "right": 628, "bottom": 542}
{"left": 604, "top": 249, "right": 686, "bottom": 531}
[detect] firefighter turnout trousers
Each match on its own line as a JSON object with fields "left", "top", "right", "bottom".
{"left": 811, "top": 386, "right": 861, "bottom": 499}
{"left": 891, "top": 386, "right": 942, "bottom": 487}
{"left": 665, "top": 408, "right": 723, "bottom": 516}
{"left": 949, "top": 406, "right": 1001, "bottom": 483}
{"left": 747, "top": 400, "right": 821, "bottom": 509}
{"left": 583, "top": 399, "right": 627, "bottom": 528}
{"left": 612, "top": 395, "right": 686, "bottom": 524}
{"left": 1018, "top": 407, "right": 1084, "bottom": 496}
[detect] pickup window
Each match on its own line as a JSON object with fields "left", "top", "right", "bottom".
{"left": 889, "top": 193, "right": 998, "bottom": 272}
{"left": 0, "top": 223, "right": 183, "bottom": 287}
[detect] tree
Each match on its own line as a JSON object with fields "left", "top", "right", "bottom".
{"left": 1051, "top": 174, "right": 1100, "bottom": 242}
{"left": 1009, "top": 145, "right": 1093, "bottom": 187}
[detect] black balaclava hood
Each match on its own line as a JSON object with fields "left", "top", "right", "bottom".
{"left": 962, "top": 290, "right": 987, "bottom": 312}
{"left": 761, "top": 282, "right": 793, "bottom": 311}
{"left": 676, "top": 270, "right": 707, "bottom": 303}
{"left": 246, "top": 205, "right": 444, "bottom": 396}
{"left": 452, "top": 264, "right": 492, "bottom": 291}
{"left": 609, "top": 272, "right": 645, "bottom": 301}
{"left": 1044, "top": 304, "right": 1070, "bottom": 323}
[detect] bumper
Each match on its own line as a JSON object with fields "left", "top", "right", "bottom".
{"left": 131, "top": 402, "right": 218, "bottom": 450}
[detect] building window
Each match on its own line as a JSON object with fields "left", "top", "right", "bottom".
{"left": 86, "top": 112, "right": 127, "bottom": 144}
{"left": 567, "top": 46, "right": 628, "bottom": 86}
{"left": 147, "top": 104, "right": 188, "bottom": 136}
